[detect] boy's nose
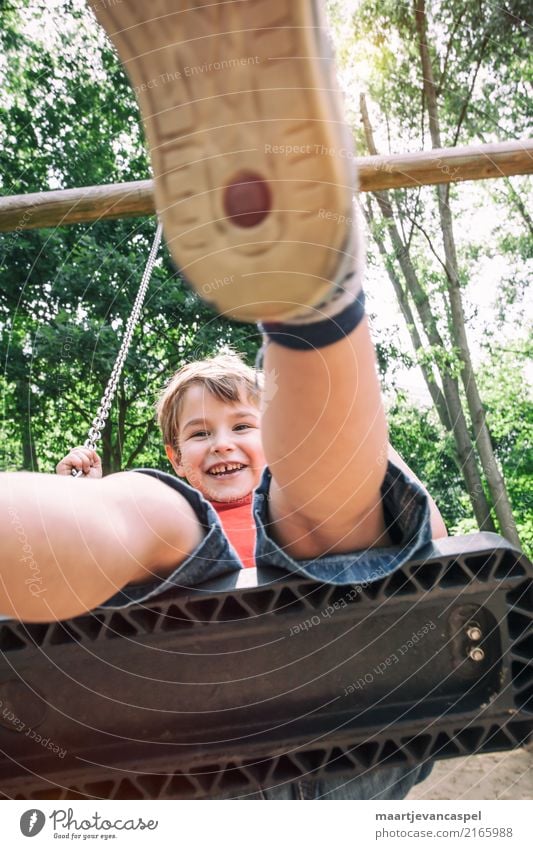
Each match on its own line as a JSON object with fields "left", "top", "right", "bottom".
{"left": 210, "top": 431, "right": 236, "bottom": 453}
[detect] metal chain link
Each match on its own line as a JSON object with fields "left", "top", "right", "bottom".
{"left": 72, "top": 222, "right": 163, "bottom": 476}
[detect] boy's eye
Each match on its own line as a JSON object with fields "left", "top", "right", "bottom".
{"left": 191, "top": 430, "right": 209, "bottom": 438}
{"left": 234, "top": 423, "right": 252, "bottom": 431}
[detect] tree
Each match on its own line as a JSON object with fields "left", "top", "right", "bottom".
{"left": 328, "top": 0, "right": 530, "bottom": 546}
{"left": 360, "top": 92, "right": 495, "bottom": 532}
{"left": 414, "top": 0, "right": 520, "bottom": 546}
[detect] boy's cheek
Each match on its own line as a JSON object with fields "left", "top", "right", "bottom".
{"left": 177, "top": 456, "right": 201, "bottom": 484}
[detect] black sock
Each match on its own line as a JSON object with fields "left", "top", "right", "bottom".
{"left": 259, "top": 290, "right": 365, "bottom": 351}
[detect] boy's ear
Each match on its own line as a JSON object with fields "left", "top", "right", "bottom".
{"left": 165, "top": 444, "right": 184, "bottom": 477}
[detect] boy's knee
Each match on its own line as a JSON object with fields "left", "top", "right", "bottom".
{"left": 268, "top": 483, "right": 389, "bottom": 559}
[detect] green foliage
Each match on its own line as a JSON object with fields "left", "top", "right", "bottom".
{"left": 329, "top": 0, "right": 531, "bottom": 546}
{"left": 387, "top": 339, "right": 533, "bottom": 558}
{"left": 0, "top": 4, "right": 259, "bottom": 475}
{"left": 387, "top": 396, "right": 465, "bottom": 529}
{"left": 477, "top": 340, "right": 533, "bottom": 554}
{"left": 352, "top": 0, "right": 531, "bottom": 144}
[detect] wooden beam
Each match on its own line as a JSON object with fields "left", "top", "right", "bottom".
{"left": 0, "top": 180, "right": 153, "bottom": 234}
{"left": 358, "top": 139, "right": 533, "bottom": 191}
{"left": 0, "top": 139, "right": 530, "bottom": 233}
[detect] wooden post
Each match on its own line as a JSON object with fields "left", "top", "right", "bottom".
{"left": 0, "top": 139, "right": 531, "bottom": 233}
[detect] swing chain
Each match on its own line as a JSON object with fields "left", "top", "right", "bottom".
{"left": 72, "top": 222, "right": 163, "bottom": 476}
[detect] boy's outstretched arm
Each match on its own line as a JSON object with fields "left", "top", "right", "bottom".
{"left": 0, "top": 472, "right": 203, "bottom": 622}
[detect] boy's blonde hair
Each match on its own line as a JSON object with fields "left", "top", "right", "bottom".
{"left": 156, "top": 352, "right": 262, "bottom": 448}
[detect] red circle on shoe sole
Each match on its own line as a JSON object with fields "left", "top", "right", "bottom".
{"left": 223, "top": 172, "right": 271, "bottom": 228}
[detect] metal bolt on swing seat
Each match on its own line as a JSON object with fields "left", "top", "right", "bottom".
{"left": 468, "top": 647, "right": 485, "bottom": 662}
{"left": 466, "top": 625, "right": 483, "bottom": 641}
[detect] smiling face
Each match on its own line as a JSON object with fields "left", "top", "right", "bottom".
{"left": 166, "top": 383, "right": 265, "bottom": 503}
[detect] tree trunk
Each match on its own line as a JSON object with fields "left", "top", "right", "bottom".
{"left": 16, "top": 381, "right": 39, "bottom": 472}
{"left": 101, "top": 416, "right": 113, "bottom": 476}
{"left": 124, "top": 419, "right": 157, "bottom": 469}
{"left": 21, "top": 424, "right": 39, "bottom": 472}
{"left": 414, "top": 0, "right": 521, "bottom": 548}
{"left": 365, "top": 196, "right": 495, "bottom": 530}
{"left": 360, "top": 95, "right": 496, "bottom": 531}
{"left": 364, "top": 199, "right": 451, "bottom": 429}
{"left": 115, "top": 386, "right": 127, "bottom": 472}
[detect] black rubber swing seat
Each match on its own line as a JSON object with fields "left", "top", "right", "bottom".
{"left": 0, "top": 532, "right": 532, "bottom": 800}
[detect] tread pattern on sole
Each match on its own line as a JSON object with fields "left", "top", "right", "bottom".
{"left": 89, "top": 0, "right": 355, "bottom": 320}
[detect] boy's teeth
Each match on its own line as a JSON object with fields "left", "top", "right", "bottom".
{"left": 209, "top": 463, "right": 245, "bottom": 476}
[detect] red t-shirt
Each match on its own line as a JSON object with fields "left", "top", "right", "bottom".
{"left": 211, "top": 494, "right": 256, "bottom": 568}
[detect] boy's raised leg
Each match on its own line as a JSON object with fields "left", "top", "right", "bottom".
{"left": 85, "top": 1, "right": 443, "bottom": 557}
{"left": 260, "top": 316, "right": 391, "bottom": 559}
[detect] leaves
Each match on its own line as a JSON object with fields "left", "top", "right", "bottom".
{"left": 0, "top": 5, "right": 259, "bottom": 473}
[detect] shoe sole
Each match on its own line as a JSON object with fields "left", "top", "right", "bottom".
{"left": 89, "top": 0, "right": 355, "bottom": 322}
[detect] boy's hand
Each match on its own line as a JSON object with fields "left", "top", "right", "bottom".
{"left": 56, "top": 447, "right": 103, "bottom": 479}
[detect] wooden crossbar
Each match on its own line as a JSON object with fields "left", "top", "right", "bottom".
{"left": 0, "top": 139, "right": 530, "bottom": 233}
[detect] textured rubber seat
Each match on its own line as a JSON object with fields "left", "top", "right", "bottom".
{"left": 0, "top": 533, "right": 531, "bottom": 800}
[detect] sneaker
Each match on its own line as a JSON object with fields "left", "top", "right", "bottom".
{"left": 89, "top": 0, "right": 357, "bottom": 322}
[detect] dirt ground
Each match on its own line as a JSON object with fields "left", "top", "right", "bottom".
{"left": 408, "top": 748, "right": 533, "bottom": 800}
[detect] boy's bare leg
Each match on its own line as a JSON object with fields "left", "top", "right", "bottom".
{"left": 261, "top": 318, "right": 390, "bottom": 560}
{"left": 0, "top": 472, "right": 203, "bottom": 622}
{"left": 84, "top": 3, "right": 444, "bottom": 557}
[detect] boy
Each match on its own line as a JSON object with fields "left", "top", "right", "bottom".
{"left": 52, "top": 352, "right": 442, "bottom": 801}
{"left": 56, "top": 353, "right": 446, "bottom": 582}
{"left": 1, "top": 0, "right": 446, "bottom": 798}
